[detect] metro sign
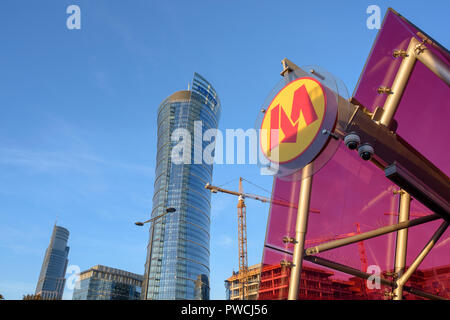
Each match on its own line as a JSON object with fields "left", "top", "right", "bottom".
{"left": 260, "top": 77, "right": 328, "bottom": 164}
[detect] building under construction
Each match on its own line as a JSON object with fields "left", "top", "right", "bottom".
{"left": 258, "top": 264, "right": 358, "bottom": 300}
{"left": 225, "top": 263, "right": 261, "bottom": 300}
{"left": 225, "top": 263, "right": 450, "bottom": 300}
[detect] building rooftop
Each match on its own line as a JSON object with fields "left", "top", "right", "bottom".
{"left": 79, "top": 265, "right": 143, "bottom": 282}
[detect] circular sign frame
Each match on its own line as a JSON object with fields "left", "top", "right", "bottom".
{"left": 259, "top": 75, "right": 338, "bottom": 174}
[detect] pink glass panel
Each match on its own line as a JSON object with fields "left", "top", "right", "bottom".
{"left": 260, "top": 9, "right": 449, "bottom": 300}
{"left": 260, "top": 143, "right": 450, "bottom": 300}
{"left": 352, "top": 9, "right": 450, "bottom": 174}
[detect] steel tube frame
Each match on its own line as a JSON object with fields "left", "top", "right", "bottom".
{"left": 276, "top": 55, "right": 449, "bottom": 300}
{"left": 304, "top": 255, "right": 446, "bottom": 300}
{"left": 305, "top": 213, "right": 441, "bottom": 255}
{"left": 393, "top": 190, "right": 411, "bottom": 300}
{"left": 288, "top": 163, "right": 313, "bottom": 300}
{"left": 304, "top": 255, "right": 393, "bottom": 286}
{"left": 412, "top": 38, "right": 450, "bottom": 86}
{"left": 344, "top": 106, "right": 450, "bottom": 218}
{"left": 378, "top": 35, "right": 450, "bottom": 299}
{"left": 380, "top": 37, "right": 450, "bottom": 126}
{"left": 396, "top": 220, "right": 449, "bottom": 288}
{"left": 378, "top": 36, "right": 415, "bottom": 299}
{"left": 379, "top": 38, "right": 417, "bottom": 127}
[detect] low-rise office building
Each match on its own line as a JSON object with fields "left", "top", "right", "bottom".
{"left": 72, "top": 265, "right": 142, "bottom": 300}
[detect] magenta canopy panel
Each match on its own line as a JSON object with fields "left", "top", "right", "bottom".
{"left": 260, "top": 8, "right": 450, "bottom": 299}
{"left": 352, "top": 8, "right": 450, "bottom": 175}
{"left": 261, "top": 144, "right": 450, "bottom": 298}
{"left": 264, "top": 145, "right": 450, "bottom": 269}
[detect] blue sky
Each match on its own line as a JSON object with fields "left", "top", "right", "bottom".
{"left": 0, "top": 0, "right": 448, "bottom": 300}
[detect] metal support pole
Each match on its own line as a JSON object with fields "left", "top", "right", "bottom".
{"left": 142, "top": 222, "right": 155, "bottom": 300}
{"left": 288, "top": 163, "right": 313, "bottom": 300}
{"left": 393, "top": 190, "right": 411, "bottom": 300}
{"left": 378, "top": 38, "right": 418, "bottom": 298}
{"left": 140, "top": 208, "right": 175, "bottom": 300}
{"left": 379, "top": 37, "right": 450, "bottom": 126}
{"left": 396, "top": 220, "right": 449, "bottom": 288}
{"left": 305, "top": 213, "right": 441, "bottom": 255}
{"left": 379, "top": 39, "right": 417, "bottom": 127}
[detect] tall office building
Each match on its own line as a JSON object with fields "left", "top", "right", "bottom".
{"left": 142, "top": 73, "right": 221, "bottom": 300}
{"left": 72, "top": 265, "right": 143, "bottom": 300}
{"left": 35, "top": 224, "right": 70, "bottom": 300}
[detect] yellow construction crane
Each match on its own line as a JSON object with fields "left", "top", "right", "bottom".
{"left": 205, "top": 177, "right": 319, "bottom": 300}
{"left": 237, "top": 179, "right": 248, "bottom": 300}
{"left": 205, "top": 179, "right": 320, "bottom": 212}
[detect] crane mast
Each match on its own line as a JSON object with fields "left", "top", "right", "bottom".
{"left": 207, "top": 178, "right": 371, "bottom": 300}
{"left": 205, "top": 177, "right": 319, "bottom": 300}
{"left": 237, "top": 178, "right": 248, "bottom": 300}
{"left": 355, "top": 222, "right": 369, "bottom": 297}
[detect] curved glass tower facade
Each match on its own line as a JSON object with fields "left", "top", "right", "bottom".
{"left": 35, "top": 225, "right": 70, "bottom": 300}
{"left": 143, "top": 73, "right": 221, "bottom": 300}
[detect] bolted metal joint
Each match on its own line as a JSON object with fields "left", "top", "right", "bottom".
{"left": 393, "top": 50, "right": 408, "bottom": 58}
{"left": 305, "top": 247, "right": 318, "bottom": 255}
{"left": 322, "top": 129, "right": 340, "bottom": 140}
{"left": 384, "top": 271, "right": 399, "bottom": 280}
{"left": 377, "top": 86, "right": 393, "bottom": 95}
{"left": 392, "top": 189, "right": 414, "bottom": 200}
{"left": 280, "top": 260, "right": 294, "bottom": 268}
{"left": 309, "top": 69, "right": 326, "bottom": 80}
{"left": 393, "top": 189, "right": 405, "bottom": 195}
{"left": 384, "top": 290, "right": 397, "bottom": 299}
{"left": 282, "top": 236, "right": 297, "bottom": 244}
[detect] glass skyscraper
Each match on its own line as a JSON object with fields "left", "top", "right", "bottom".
{"left": 142, "top": 73, "right": 221, "bottom": 300}
{"left": 72, "top": 265, "right": 142, "bottom": 300}
{"left": 35, "top": 224, "right": 70, "bottom": 300}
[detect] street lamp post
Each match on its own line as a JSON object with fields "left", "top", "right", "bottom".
{"left": 135, "top": 207, "right": 177, "bottom": 226}
{"left": 135, "top": 207, "right": 176, "bottom": 300}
